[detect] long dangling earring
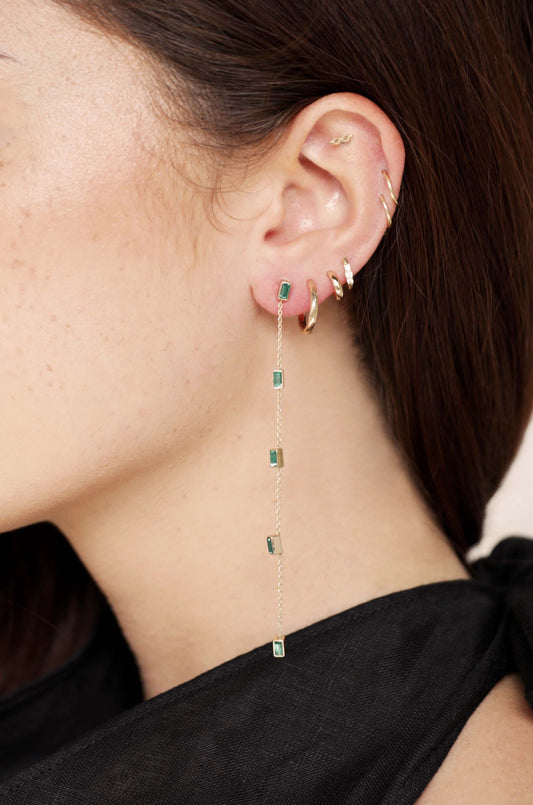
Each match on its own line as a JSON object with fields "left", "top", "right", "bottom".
{"left": 267, "top": 279, "right": 291, "bottom": 658}
{"left": 267, "top": 278, "right": 320, "bottom": 658}
{"left": 266, "top": 154, "right": 400, "bottom": 659}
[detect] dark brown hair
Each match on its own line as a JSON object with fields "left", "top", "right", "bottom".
{"left": 1, "top": 0, "right": 531, "bottom": 695}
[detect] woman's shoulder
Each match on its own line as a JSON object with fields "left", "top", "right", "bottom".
{"left": 415, "top": 671, "right": 533, "bottom": 803}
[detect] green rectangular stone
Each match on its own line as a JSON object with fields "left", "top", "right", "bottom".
{"left": 266, "top": 535, "right": 283, "bottom": 555}
{"left": 278, "top": 281, "right": 291, "bottom": 301}
{"left": 273, "top": 638, "right": 285, "bottom": 657}
{"left": 272, "top": 370, "right": 283, "bottom": 388}
{"left": 269, "top": 448, "right": 284, "bottom": 467}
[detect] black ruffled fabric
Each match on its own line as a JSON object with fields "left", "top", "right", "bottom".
{"left": 0, "top": 602, "right": 142, "bottom": 786}
{"left": 468, "top": 536, "right": 533, "bottom": 710}
{"left": 0, "top": 535, "right": 531, "bottom": 805}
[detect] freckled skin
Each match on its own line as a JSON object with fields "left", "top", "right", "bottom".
{"left": 0, "top": 2, "right": 468, "bottom": 712}
{"left": 0, "top": 0, "right": 250, "bottom": 527}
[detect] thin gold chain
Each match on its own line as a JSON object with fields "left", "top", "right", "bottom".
{"left": 275, "top": 296, "right": 283, "bottom": 638}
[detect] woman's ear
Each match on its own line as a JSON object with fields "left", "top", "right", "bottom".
{"left": 246, "top": 92, "right": 405, "bottom": 317}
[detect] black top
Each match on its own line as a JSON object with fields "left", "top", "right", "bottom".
{"left": 0, "top": 535, "right": 532, "bottom": 804}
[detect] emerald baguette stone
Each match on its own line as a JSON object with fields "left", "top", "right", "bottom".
{"left": 269, "top": 448, "right": 284, "bottom": 467}
{"left": 273, "top": 637, "right": 285, "bottom": 657}
{"left": 273, "top": 370, "right": 283, "bottom": 388}
{"left": 266, "top": 534, "right": 283, "bottom": 554}
{"left": 277, "top": 281, "right": 291, "bottom": 301}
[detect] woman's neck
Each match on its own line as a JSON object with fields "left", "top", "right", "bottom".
{"left": 50, "top": 300, "right": 472, "bottom": 700}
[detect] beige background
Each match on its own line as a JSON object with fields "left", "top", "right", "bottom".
{"left": 468, "top": 414, "right": 533, "bottom": 561}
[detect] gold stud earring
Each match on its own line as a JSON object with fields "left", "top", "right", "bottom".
{"left": 298, "top": 279, "right": 319, "bottom": 333}
{"left": 329, "top": 133, "right": 353, "bottom": 145}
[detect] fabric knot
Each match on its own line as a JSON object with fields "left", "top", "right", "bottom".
{"left": 469, "top": 535, "right": 533, "bottom": 709}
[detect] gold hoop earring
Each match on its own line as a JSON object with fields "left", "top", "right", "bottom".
{"left": 381, "top": 169, "right": 400, "bottom": 206}
{"left": 298, "top": 279, "right": 319, "bottom": 333}
{"left": 326, "top": 271, "right": 343, "bottom": 301}
{"left": 343, "top": 257, "right": 354, "bottom": 289}
{"left": 379, "top": 194, "right": 392, "bottom": 228}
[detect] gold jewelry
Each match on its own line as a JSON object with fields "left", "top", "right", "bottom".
{"left": 330, "top": 133, "right": 352, "bottom": 145}
{"left": 380, "top": 169, "right": 400, "bottom": 229}
{"left": 343, "top": 257, "right": 354, "bottom": 289}
{"left": 266, "top": 166, "right": 400, "bottom": 657}
{"left": 382, "top": 169, "right": 400, "bottom": 206}
{"left": 267, "top": 276, "right": 319, "bottom": 659}
{"left": 267, "top": 279, "right": 291, "bottom": 658}
{"left": 379, "top": 194, "right": 393, "bottom": 228}
{"left": 327, "top": 271, "right": 343, "bottom": 301}
{"left": 329, "top": 139, "right": 400, "bottom": 228}
{"left": 297, "top": 279, "right": 319, "bottom": 333}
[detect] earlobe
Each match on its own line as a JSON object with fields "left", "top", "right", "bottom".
{"left": 249, "top": 92, "right": 404, "bottom": 318}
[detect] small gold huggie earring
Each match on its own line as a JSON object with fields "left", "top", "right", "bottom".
{"left": 343, "top": 257, "right": 354, "bottom": 289}
{"left": 298, "top": 279, "right": 319, "bottom": 333}
{"left": 326, "top": 271, "right": 343, "bottom": 302}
